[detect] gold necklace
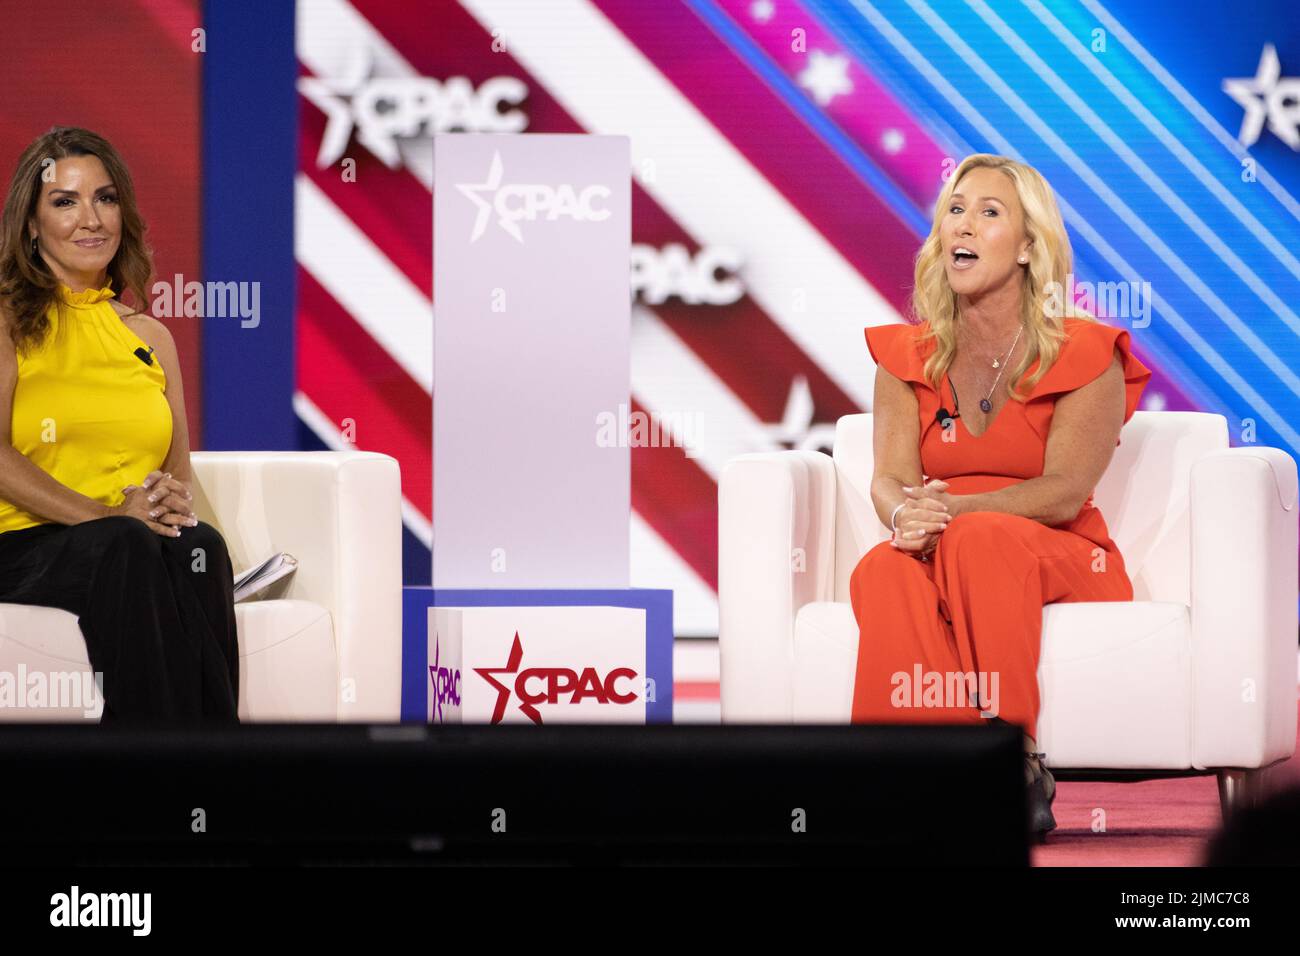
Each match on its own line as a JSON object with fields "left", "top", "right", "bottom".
{"left": 955, "top": 325, "right": 1023, "bottom": 414}
{"left": 978, "top": 326, "right": 1023, "bottom": 412}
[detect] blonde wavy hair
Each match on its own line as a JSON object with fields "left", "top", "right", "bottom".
{"left": 912, "top": 154, "right": 1090, "bottom": 402}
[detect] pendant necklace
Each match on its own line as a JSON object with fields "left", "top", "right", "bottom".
{"left": 976, "top": 324, "right": 1023, "bottom": 413}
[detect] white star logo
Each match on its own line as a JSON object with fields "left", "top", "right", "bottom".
{"left": 1223, "top": 44, "right": 1300, "bottom": 150}
{"left": 298, "top": 47, "right": 376, "bottom": 168}
{"left": 455, "top": 150, "right": 520, "bottom": 243}
{"left": 798, "top": 50, "right": 853, "bottom": 107}
{"left": 763, "top": 376, "right": 836, "bottom": 452}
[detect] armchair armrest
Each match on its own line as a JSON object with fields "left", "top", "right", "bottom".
{"left": 718, "top": 451, "right": 837, "bottom": 721}
{"left": 1190, "top": 446, "right": 1298, "bottom": 768}
{"left": 190, "top": 451, "right": 403, "bottom": 721}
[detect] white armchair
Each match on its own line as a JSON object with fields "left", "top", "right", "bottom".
{"left": 719, "top": 412, "right": 1298, "bottom": 815}
{"left": 0, "top": 451, "right": 402, "bottom": 722}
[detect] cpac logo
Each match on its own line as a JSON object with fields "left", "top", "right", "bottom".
{"left": 630, "top": 242, "right": 744, "bottom": 305}
{"left": 473, "top": 631, "right": 638, "bottom": 724}
{"left": 427, "top": 635, "right": 461, "bottom": 723}
{"left": 456, "top": 150, "right": 611, "bottom": 244}
{"left": 1223, "top": 44, "right": 1300, "bottom": 150}
{"left": 298, "top": 46, "right": 528, "bottom": 169}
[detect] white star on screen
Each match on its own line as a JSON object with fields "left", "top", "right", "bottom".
{"left": 798, "top": 50, "right": 854, "bottom": 107}
{"left": 1222, "top": 44, "right": 1300, "bottom": 150}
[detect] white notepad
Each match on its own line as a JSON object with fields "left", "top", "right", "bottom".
{"left": 233, "top": 553, "right": 298, "bottom": 604}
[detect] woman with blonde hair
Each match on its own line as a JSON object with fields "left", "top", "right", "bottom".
{"left": 851, "top": 154, "right": 1151, "bottom": 840}
{"left": 0, "top": 126, "right": 239, "bottom": 724}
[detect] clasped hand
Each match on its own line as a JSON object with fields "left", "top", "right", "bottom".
{"left": 115, "top": 470, "right": 197, "bottom": 538}
{"left": 891, "top": 479, "right": 957, "bottom": 558}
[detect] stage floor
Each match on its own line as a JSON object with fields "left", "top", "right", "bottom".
{"left": 673, "top": 640, "right": 1300, "bottom": 866}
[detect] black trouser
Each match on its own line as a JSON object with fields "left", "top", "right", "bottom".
{"left": 0, "top": 515, "right": 240, "bottom": 725}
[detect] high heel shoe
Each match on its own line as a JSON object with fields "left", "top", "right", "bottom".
{"left": 1025, "top": 751, "right": 1057, "bottom": 842}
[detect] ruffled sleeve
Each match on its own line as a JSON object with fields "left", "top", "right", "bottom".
{"left": 1026, "top": 319, "right": 1152, "bottom": 427}
{"left": 864, "top": 322, "right": 931, "bottom": 388}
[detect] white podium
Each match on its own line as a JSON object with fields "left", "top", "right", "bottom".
{"left": 432, "top": 133, "right": 631, "bottom": 589}
{"left": 418, "top": 134, "right": 666, "bottom": 726}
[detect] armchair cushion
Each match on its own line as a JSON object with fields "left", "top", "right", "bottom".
{"left": 0, "top": 599, "right": 336, "bottom": 721}
{"left": 791, "top": 598, "right": 1194, "bottom": 767}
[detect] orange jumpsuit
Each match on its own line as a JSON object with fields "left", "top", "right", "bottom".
{"left": 850, "top": 318, "right": 1152, "bottom": 739}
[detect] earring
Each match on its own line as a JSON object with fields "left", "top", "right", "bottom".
{"left": 1018, "top": 256, "right": 1027, "bottom": 264}
{"left": 31, "top": 236, "right": 38, "bottom": 256}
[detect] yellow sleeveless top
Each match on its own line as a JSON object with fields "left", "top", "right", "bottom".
{"left": 0, "top": 283, "right": 172, "bottom": 534}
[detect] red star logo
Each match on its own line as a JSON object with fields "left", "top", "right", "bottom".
{"left": 473, "top": 631, "right": 539, "bottom": 724}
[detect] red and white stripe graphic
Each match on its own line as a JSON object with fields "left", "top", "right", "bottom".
{"left": 295, "top": 0, "right": 911, "bottom": 637}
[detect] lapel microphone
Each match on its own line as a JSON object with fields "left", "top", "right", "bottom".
{"left": 934, "top": 376, "right": 960, "bottom": 429}
{"left": 134, "top": 346, "right": 154, "bottom": 366}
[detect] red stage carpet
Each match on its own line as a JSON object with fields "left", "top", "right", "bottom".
{"left": 676, "top": 643, "right": 1300, "bottom": 866}
{"left": 1032, "top": 706, "right": 1300, "bottom": 866}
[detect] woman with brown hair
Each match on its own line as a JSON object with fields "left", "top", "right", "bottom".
{"left": 0, "top": 126, "right": 239, "bottom": 724}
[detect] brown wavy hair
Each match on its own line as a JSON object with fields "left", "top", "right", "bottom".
{"left": 0, "top": 126, "right": 154, "bottom": 356}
